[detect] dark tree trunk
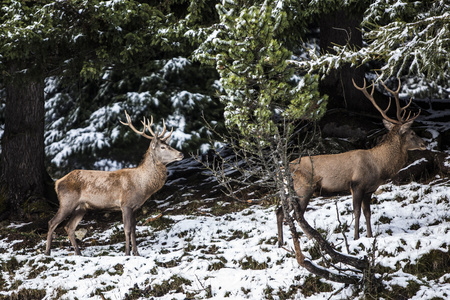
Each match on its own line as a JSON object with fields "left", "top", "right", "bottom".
{"left": 319, "top": 7, "right": 371, "bottom": 113}
{"left": 0, "top": 62, "right": 46, "bottom": 220}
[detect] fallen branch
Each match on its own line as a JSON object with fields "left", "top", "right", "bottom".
{"left": 280, "top": 192, "right": 361, "bottom": 284}
{"left": 296, "top": 212, "right": 368, "bottom": 270}
{"left": 143, "top": 213, "right": 163, "bottom": 225}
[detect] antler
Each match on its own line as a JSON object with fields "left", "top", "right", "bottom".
{"left": 352, "top": 78, "right": 397, "bottom": 124}
{"left": 352, "top": 78, "right": 420, "bottom": 124}
{"left": 378, "top": 79, "right": 420, "bottom": 123}
{"left": 120, "top": 110, "right": 154, "bottom": 139}
{"left": 120, "top": 110, "right": 173, "bottom": 141}
{"left": 145, "top": 118, "right": 173, "bottom": 142}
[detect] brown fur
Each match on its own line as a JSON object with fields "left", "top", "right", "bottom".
{"left": 277, "top": 120, "right": 426, "bottom": 247}
{"left": 46, "top": 126, "right": 183, "bottom": 256}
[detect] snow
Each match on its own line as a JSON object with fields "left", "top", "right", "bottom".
{"left": 48, "top": 127, "right": 109, "bottom": 167}
{"left": 126, "top": 91, "right": 159, "bottom": 107}
{"left": 1, "top": 177, "right": 449, "bottom": 299}
{"left": 93, "top": 159, "right": 127, "bottom": 171}
{"left": 399, "top": 158, "right": 428, "bottom": 172}
{"left": 41, "top": 54, "right": 216, "bottom": 172}
{"left": 162, "top": 57, "right": 190, "bottom": 77}
{"left": 445, "top": 159, "right": 450, "bottom": 168}
{"left": 171, "top": 91, "right": 203, "bottom": 108}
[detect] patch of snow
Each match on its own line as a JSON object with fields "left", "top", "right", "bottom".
{"left": 1, "top": 179, "right": 449, "bottom": 299}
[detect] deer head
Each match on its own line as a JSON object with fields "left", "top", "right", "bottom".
{"left": 120, "top": 110, "right": 183, "bottom": 164}
{"left": 352, "top": 78, "right": 426, "bottom": 151}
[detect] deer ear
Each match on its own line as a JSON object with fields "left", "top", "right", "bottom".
{"left": 382, "top": 119, "right": 395, "bottom": 131}
{"left": 399, "top": 120, "right": 413, "bottom": 134}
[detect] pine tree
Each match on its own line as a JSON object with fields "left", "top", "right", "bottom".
{"left": 195, "top": 0, "right": 326, "bottom": 146}
{"left": 45, "top": 59, "right": 222, "bottom": 177}
{"left": 294, "top": 0, "right": 449, "bottom": 97}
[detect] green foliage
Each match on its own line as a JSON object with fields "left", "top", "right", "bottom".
{"left": 1, "top": 256, "right": 22, "bottom": 275}
{"left": 296, "top": 0, "right": 450, "bottom": 96}
{"left": 0, "top": 1, "right": 160, "bottom": 80}
{"left": 195, "top": 1, "right": 327, "bottom": 149}
{"left": 126, "top": 275, "right": 193, "bottom": 299}
{"left": 305, "top": 0, "right": 367, "bottom": 16}
{"left": 0, "top": 0, "right": 222, "bottom": 80}
{"left": 363, "top": 2, "right": 450, "bottom": 86}
{"left": 403, "top": 248, "right": 450, "bottom": 280}
{"left": 0, "top": 0, "right": 217, "bottom": 82}
{"left": 364, "top": 0, "right": 433, "bottom": 24}
{"left": 300, "top": 275, "right": 333, "bottom": 297}
{"left": 238, "top": 255, "right": 268, "bottom": 270}
{"left": 4, "top": 0, "right": 446, "bottom": 185}
{"left": 5, "top": 288, "right": 47, "bottom": 300}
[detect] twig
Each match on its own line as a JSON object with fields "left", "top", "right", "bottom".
{"left": 195, "top": 274, "right": 206, "bottom": 290}
{"left": 328, "top": 287, "right": 345, "bottom": 300}
{"left": 335, "top": 200, "right": 351, "bottom": 254}
{"left": 281, "top": 246, "right": 295, "bottom": 255}
{"left": 143, "top": 213, "right": 163, "bottom": 225}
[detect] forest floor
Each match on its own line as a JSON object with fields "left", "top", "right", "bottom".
{"left": 1, "top": 164, "right": 449, "bottom": 300}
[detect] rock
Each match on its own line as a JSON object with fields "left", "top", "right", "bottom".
{"left": 75, "top": 228, "right": 87, "bottom": 240}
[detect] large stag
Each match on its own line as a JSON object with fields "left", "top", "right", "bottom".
{"left": 45, "top": 111, "right": 183, "bottom": 256}
{"left": 277, "top": 78, "right": 426, "bottom": 247}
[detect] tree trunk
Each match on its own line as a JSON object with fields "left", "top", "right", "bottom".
{"left": 0, "top": 63, "right": 46, "bottom": 221}
{"left": 319, "top": 7, "right": 370, "bottom": 112}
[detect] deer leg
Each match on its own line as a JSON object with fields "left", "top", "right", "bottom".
{"left": 64, "top": 208, "right": 87, "bottom": 255}
{"left": 130, "top": 209, "right": 140, "bottom": 256}
{"left": 299, "top": 190, "right": 313, "bottom": 213}
{"left": 277, "top": 185, "right": 313, "bottom": 248}
{"left": 362, "top": 193, "right": 373, "bottom": 238}
{"left": 276, "top": 206, "right": 285, "bottom": 247}
{"left": 46, "top": 206, "right": 75, "bottom": 255}
{"left": 122, "top": 206, "right": 134, "bottom": 256}
{"left": 351, "top": 185, "right": 364, "bottom": 240}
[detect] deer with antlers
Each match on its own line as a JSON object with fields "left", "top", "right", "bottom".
{"left": 277, "top": 78, "right": 426, "bottom": 247}
{"left": 45, "top": 111, "right": 183, "bottom": 256}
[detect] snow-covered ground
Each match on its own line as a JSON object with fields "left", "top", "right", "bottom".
{"left": 1, "top": 176, "right": 449, "bottom": 299}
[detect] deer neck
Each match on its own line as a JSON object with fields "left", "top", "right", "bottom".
{"left": 372, "top": 131, "right": 408, "bottom": 179}
{"left": 134, "top": 150, "right": 167, "bottom": 193}
{"left": 138, "top": 150, "right": 167, "bottom": 174}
